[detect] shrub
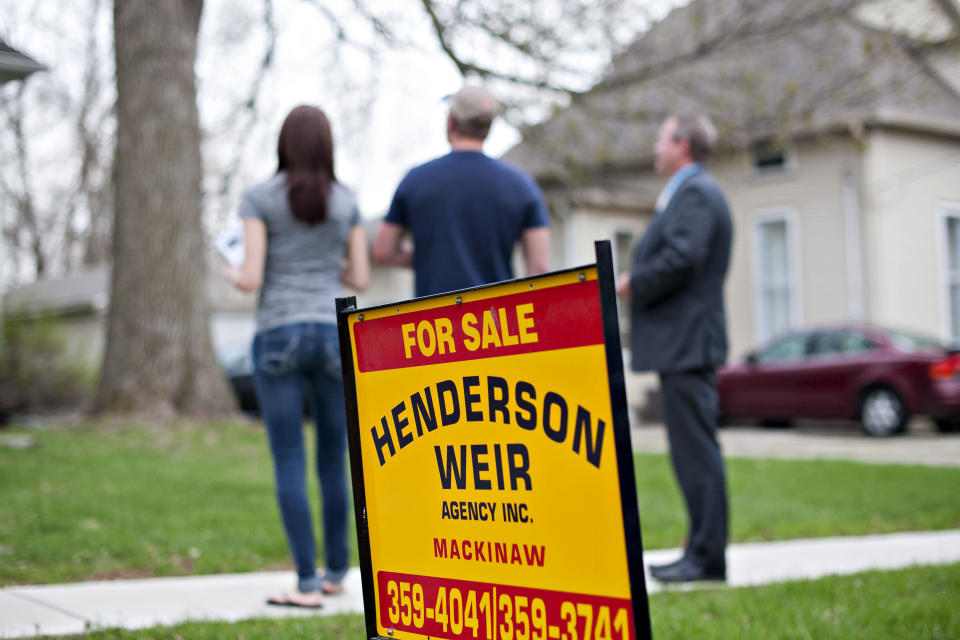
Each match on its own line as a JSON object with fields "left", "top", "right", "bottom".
{"left": 0, "top": 314, "right": 97, "bottom": 422}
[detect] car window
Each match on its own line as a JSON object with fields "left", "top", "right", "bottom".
{"left": 879, "top": 328, "right": 944, "bottom": 354}
{"left": 755, "top": 334, "right": 808, "bottom": 362}
{"left": 217, "top": 343, "right": 252, "bottom": 371}
{"left": 810, "top": 331, "right": 876, "bottom": 356}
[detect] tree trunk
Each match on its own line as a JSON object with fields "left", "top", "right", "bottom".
{"left": 95, "top": 0, "right": 235, "bottom": 419}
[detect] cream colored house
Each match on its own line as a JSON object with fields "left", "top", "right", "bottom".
{"left": 505, "top": 0, "right": 960, "bottom": 403}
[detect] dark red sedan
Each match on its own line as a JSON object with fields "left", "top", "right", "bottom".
{"left": 717, "top": 325, "right": 960, "bottom": 436}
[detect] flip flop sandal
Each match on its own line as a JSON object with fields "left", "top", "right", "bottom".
{"left": 266, "top": 591, "right": 324, "bottom": 608}
{"left": 321, "top": 579, "right": 345, "bottom": 595}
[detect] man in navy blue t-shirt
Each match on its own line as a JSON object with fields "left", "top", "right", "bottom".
{"left": 373, "top": 85, "right": 550, "bottom": 297}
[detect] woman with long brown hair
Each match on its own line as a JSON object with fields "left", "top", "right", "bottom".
{"left": 227, "top": 105, "right": 368, "bottom": 607}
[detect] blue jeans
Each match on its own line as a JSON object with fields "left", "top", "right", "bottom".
{"left": 252, "top": 322, "right": 349, "bottom": 592}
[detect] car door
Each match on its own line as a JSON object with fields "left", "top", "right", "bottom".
{"left": 736, "top": 332, "right": 812, "bottom": 417}
{"left": 793, "top": 330, "right": 877, "bottom": 417}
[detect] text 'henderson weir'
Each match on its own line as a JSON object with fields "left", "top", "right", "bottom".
{"left": 369, "top": 375, "right": 606, "bottom": 469}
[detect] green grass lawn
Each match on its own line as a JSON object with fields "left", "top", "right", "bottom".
{"left": 638, "top": 454, "right": 960, "bottom": 550}
{"left": 1, "top": 419, "right": 959, "bottom": 586}
{"left": 649, "top": 562, "right": 960, "bottom": 639}
{"left": 42, "top": 563, "right": 960, "bottom": 639}
{"left": 0, "top": 420, "right": 299, "bottom": 585}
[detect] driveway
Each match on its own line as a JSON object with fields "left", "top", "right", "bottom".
{"left": 631, "top": 418, "right": 960, "bottom": 467}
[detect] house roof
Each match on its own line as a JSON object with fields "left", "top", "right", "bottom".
{"left": 3, "top": 256, "right": 258, "bottom": 318}
{"left": 0, "top": 38, "right": 45, "bottom": 85}
{"left": 3, "top": 266, "right": 110, "bottom": 317}
{"left": 505, "top": 0, "right": 960, "bottom": 182}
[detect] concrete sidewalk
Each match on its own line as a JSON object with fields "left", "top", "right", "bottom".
{"left": 631, "top": 423, "right": 960, "bottom": 467}
{"left": 2, "top": 529, "right": 959, "bottom": 638}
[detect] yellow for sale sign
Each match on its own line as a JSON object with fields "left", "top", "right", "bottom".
{"left": 337, "top": 241, "right": 650, "bottom": 640}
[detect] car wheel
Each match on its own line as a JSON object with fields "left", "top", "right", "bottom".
{"left": 859, "top": 386, "right": 908, "bottom": 437}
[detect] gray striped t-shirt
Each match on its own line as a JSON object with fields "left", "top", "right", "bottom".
{"left": 239, "top": 173, "right": 361, "bottom": 332}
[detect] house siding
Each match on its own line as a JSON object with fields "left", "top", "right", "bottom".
{"left": 862, "top": 127, "right": 960, "bottom": 340}
{"left": 711, "top": 136, "right": 862, "bottom": 358}
{"left": 542, "top": 173, "right": 662, "bottom": 269}
{"left": 559, "top": 209, "right": 648, "bottom": 266}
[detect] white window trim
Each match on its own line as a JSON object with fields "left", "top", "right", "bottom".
{"left": 603, "top": 222, "right": 645, "bottom": 369}
{"left": 751, "top": 207, "right": 803, "bottom": 343}
{"left": 611, "top": 228, "right": 636, "bottom": 268}
{"left": 842, "top": 171, "right": 865, "bottom": 320}
{"left": 937, "top": 202, "right": 960, "bottom": 345}
{"left": 602, "top": 217, "right": 648, "bottom": 273}
{"left": 608, "top": 225, "right": 640, "bottom": 295}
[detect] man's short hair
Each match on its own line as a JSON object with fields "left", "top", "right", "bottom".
{"left": 672, "top": 114, "right": 718, "bottom": 161}
{"left": 448, "top": 85, "right": 500, "bottom": 141}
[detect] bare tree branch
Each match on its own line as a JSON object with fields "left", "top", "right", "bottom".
{"left": 350, "top": 0, "right": 398, "bottom": 45}
{"left": 300, "top": 0, "right": 393, "bottom": 54}
{"left": 411, "top": 13, "right": 480, "bottom": 78}
{"left": 210, "top": 0, "right": 277, "bottom": 225}
{"left": 3, "top": 84, "right": 45, "bottom": 278}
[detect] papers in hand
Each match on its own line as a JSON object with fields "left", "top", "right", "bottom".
{"left": 215, "top": 222, "right": 245, "bottom": 268}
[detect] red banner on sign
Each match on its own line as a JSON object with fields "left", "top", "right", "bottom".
{"left": 377, "top": 570, "right": 636, "bottom": 640}
{"left": 353, "top": 281, "right": 603, "bottom": 372}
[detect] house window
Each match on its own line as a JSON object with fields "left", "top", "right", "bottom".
{"left": 943, "top": 209, "right": 960, "bottom": 344}
{"left": 751, "top": 139, "right": 789, "bottom": 175}
{"left": 754, "top": 213, "right": 799, "bottom": 342}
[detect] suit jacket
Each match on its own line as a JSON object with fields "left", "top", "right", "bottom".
{"left": 628, "top": 168, "right": 733, "bottom": 373}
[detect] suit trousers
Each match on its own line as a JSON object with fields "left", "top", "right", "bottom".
{"left": 659, "top": 368, "right": 728, "bottom": 570}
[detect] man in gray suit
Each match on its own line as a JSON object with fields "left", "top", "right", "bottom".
{"left": 617, "top": 113, "right": 732, "bottom": 582}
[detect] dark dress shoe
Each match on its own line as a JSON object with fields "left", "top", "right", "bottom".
{"left": 650, "top": 558, "right": 725, "bottom": 583}
{"left": 649, "top": 557, "right": 689, "bottom": 575}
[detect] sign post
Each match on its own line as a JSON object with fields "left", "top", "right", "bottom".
{"left": 337, "top": 240, "right": 651, "bottom": 640}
